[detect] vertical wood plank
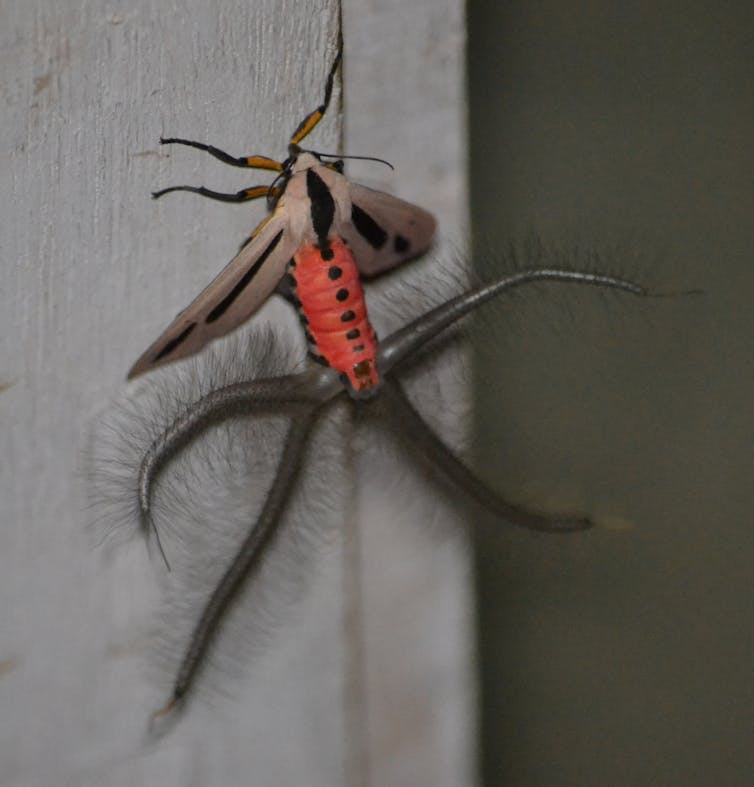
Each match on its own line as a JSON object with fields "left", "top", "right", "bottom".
{"left": 1, "top": 3, "right": 350, "bottom": 786}
{"left": 1, "top": 1, "right": 473, "bottom": 784}
{"left": 343, "top": 3, "right": 473, "bottom": 785}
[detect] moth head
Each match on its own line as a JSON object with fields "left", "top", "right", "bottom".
{"left": 285, "top": 143, "right": 322, "bottom": 166}
{"left": 285, "top": 142, "right": 303, "bottom": 166}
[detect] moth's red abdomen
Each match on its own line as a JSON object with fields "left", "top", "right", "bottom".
{"left": 292, "top": 238, "right": 379, "bottom": 393}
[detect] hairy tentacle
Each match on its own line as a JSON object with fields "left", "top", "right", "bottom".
{"left": 151, "top": 403, "right": 324, "bottom": 721}
{"left": 380, "top": 379, "right": 591, "bottom": 533}
{"left": 378, "top": 269, "right": 646, "bottom": 374}
{"left": 138, "top": 368, "right": 342, "bottom": 558}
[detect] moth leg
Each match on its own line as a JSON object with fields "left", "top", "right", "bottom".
{"left": 289, "top": 38, "right": 342, "bottom": 146}
{"left": 152, "top": 184, "right": 272, "bottom": 203}
{"left": 151, "top": 404, "right": 322, "bottom": 722}
{"left": 159, "top": 138, "right": 283, "bottom": 172}
{"left": 379, "top": 379, "right": 591, "bottom": 533}
{"left": 378, "top": 269, "right": 647, "bottom": 375}
{"left": 138, "top": 376, "right": 322, "bottom": 565}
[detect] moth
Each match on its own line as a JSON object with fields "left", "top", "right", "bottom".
{"left": 128, "top": 44, "right": 435, "bottom": 394}
{"left": 122, "top": 42, "right": 651, "bottom": 723}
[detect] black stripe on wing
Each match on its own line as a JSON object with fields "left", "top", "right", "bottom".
{"left": 306, "top": 169, "right": 336, "bottom": 246}
{"left": 206, "top": 229, "right": 284, "bottom": 323}
{"left": 351, "top": 203, "right": 388, "bottom": 250}
{"left": 153, "top": 322, "right": 197, "bottom": 361}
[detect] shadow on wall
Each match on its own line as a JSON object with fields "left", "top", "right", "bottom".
{"left": 469, "top": 2, "right": 754, "bottom": 786}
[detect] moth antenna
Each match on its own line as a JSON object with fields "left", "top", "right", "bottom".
{"left": 311, "top": 151, "right": 395, "bottom": 170}
{"left": 154, "top": 405, "right": 322, "bottom": 715}
{"left": 379, "top": 380, "right": 591, "bottom": 532}
{"left": 378, "top": 269, "right": 647, "bottom": 374}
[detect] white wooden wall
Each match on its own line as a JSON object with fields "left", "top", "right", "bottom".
{"left": 0, "top": 2, "right": 470, "bottom": 786}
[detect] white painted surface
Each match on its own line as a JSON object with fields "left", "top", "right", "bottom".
{"left": 0, "top": 1, "right": 471, "bottom": 786}
{"left": 343, "top": 4, "right": 473, "bottom": 786}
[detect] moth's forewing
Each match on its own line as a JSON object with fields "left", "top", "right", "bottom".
{"left": 128, "top": 210, "right": 299, "bottom": 379}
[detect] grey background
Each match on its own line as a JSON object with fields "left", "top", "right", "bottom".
{"left": 469, "top": 2, "right": 753, "bottom": 785}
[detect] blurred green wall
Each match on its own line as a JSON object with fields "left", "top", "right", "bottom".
{"left": 468, "top": 2, "right": 753, "bottom": 785}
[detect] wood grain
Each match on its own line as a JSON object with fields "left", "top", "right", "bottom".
{"left": 0, "top": 1, "right": 470, "bottom": 784}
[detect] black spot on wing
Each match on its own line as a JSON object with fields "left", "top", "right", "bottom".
{"left": 153, "top": 322, "right": 197, "bottom": 361}
{"left": 306, "top": 169, "right": 335, "bottom": 245}
{"left": 206, "top": 229, "right": 284, "bottom": 323}
{"left": 351, "top": 203, "right": 388, "bottom": 249}
{"left": 394, "top": 234, "right": 410, "bottom": 253}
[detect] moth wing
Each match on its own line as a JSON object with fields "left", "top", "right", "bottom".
{"left": 127, "top": 210, "right": 299, "bottom": 379}
{"left": 341, "top": 183, "right": 436, "bottom": 278}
